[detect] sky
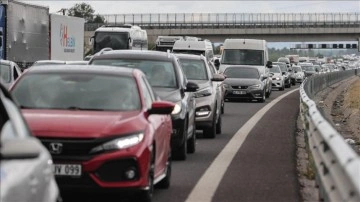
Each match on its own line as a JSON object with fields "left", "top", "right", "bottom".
{"left": 23, "top": 1, "right": 360, "bottom": 14}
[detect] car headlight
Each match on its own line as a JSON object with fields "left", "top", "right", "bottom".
{"left": 248, "top": 84, "right": 262, "bottom": 89}
{"left": 275, "top": 77, "right": 280, "bottom": 80}
{"left": 90, "top": 133, "right": 144, "bottom": 154}
{"left": 223, "top": 83, "right": 230, "bottom": 89}
{"left": 194, "top": 87, "right": 212, "bottom": 98}
{"left": 172, "top": 101, "right": 182, "bottom": 115}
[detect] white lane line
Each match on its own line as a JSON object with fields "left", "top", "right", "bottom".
{"left": 185, "top": 88, "right": 299, "bottom": 202}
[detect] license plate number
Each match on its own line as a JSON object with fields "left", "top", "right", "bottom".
{"left": 233, "top": 90, "right": 246, "bottom": 95}
{"left": 53, "top": 164, "right": 82, "bottom": 176}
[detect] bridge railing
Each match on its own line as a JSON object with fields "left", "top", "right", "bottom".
{"left": 86, "top": 12, "right": 360, "bottom": 31}
{"left": 300, "top": 69, "right": 360, "bottom": 202}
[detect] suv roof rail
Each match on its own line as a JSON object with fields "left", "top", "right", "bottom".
{"left": 95, "top": 48, "right": 113, "bottom": 56}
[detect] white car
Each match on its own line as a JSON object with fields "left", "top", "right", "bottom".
{"left": 291, "top": 65, "right": 305, "bottom": 83}
{"left": 0, "top": 60, "right": 22, "bottom": 89}
{"left": 269, "top": 65, "right": 285, "bottom": 91}
{"left": 0, "top": 84, "right": 60, "bottom": 202}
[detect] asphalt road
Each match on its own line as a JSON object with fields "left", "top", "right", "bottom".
{"left": 64, "top": 85, "right": 301, "bottom": 202}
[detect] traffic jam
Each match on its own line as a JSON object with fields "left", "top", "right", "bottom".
{"left": 1, "top": 1, "right": 360, "bottom": 202}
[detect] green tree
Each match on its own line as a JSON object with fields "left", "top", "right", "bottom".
{"left": 68, "top": 3, "right": 95, "bottom": 23}
{"left": 92, "top": 14, "right": 105, "bottom": 23}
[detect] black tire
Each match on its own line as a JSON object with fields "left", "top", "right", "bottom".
{"left": 265, "top": 87, "right": 270, "bottom": 98}
{"left": 221, "top": 100, "right": 225, "bottom": 114}
{"left": 187, "top": 118, "right": 196, "bottom": 154}
{"left": 216, "top": 114, "right": 222, "bottom": 134}
{"left": 156, "top": 150, "right": 171, "bottom": 189}
{"left": 137, "top": 152, "right": 155, "bottom": 202}
{"left": 258, "top": 90, "right": 266, "bottom": 103}
{"left": 203, "top": 112, "right": 216, "bottom": 139}
{"left": 280, "top": 83, "right": 285, "bottom": 91}
{"left": 172, "top": 119, "right": 187, "bottom": 160}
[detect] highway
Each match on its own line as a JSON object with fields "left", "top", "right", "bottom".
{"left": 64, "top": 85, "right": 301, "bottom": 202}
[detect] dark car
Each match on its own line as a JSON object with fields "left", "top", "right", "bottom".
{"left": 176, "top": 54, "right": 225, "bottom": 138}
{"left": 300, "top": 64, "right": 317, "bottom": 77}
{"left": 89, "top": 50, "right": 199, "bottom": 160}
{"left": 10, "top": 65, "right": 175, "bottom": 202}
{"left": 272, "top": 62, "right": 291, "bottom": 88}
{"left": 223, "top": 66, "right": 267, "bottom": 102}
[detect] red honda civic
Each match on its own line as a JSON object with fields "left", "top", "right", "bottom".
{"left": 10, "top": 65, "right": 174, "bottom": 202}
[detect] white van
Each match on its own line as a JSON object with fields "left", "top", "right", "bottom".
{"left": 172, "top": 39, "right": 214, "bottom": 61}
{"left": 218, "top": 39, "right": 273, "bottom": 97}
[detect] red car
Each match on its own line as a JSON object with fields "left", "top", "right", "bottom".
{"left": 10, "top": 65, "right": 175, "bottom": 202}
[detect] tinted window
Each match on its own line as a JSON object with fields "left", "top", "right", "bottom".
{"left": 222, "top": 49, "right": 264, "bottom": 65}
{"left": 0, "top": 64, "right": 11, "bottom": 83}
{"left": 172, "top": 50, "right": 205, "bottom": 56}
{"left": 269, "top": 66, "right": 281, "bottom": 73}
{"left": 179, "top": 59, "right": 208, "bottom": 80}
{"left": 12, "top": 73, "right": 141, "bottom": 111}
{"left": 91, "top": 59, "right": 177, "bottom": 88}
{"left": 94, "top": 32, "right": 129, "bottom": 53}
{"left": 273, "top": 63, "right": 287, "bottom": 72}
{"left": 224, "top": 68, "right": 260, "bottom": 79}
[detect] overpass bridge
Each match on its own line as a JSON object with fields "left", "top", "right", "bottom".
{"left": 84, "top": 12, "right": 360, "bottom": 45}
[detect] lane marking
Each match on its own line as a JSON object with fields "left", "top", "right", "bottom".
{"left": 185, "top": 88, "right": 299, "bottom": 202}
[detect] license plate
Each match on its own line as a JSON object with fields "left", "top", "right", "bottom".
{"left": 53, "top": 164, "right": 82, "bottom": 176}
{"left": 233, "top": 90, "right": 246, "bottom": 95}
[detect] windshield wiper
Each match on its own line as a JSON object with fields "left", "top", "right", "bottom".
{"left": 66, "top": 106, "right": 105, "bottom": 111}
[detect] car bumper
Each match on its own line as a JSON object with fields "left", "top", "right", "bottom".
{"left": 224, "top": 89, "right": 264, "bottom": 100}
{"left": 51, "top": 144, "right": 151, "bottom": 192}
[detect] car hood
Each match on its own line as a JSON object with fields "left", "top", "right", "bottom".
{"left": 271, "top": 73, "right": 282, "bottom": 77}
{"left": 153, "top": 87, "right": 181, "bottom": 102}
{"left": 224, "top": 78, "right": 262, "bottom": 86}
{"left": 22, "top": 109, "right": 145, "bottom": 138}
{"left": 190, "top": 80, "right": 210, "bottom": 90}
{"left": 220, "top": 64, "right": 266, "bottom": 74}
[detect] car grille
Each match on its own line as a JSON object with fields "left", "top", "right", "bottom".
{"left": 95, "top": 159, "right": 139, "bottom": 182}
{"left": 38, "top": 137, "right": 116, "bottom": 160}
{"left": 232, "top": 86, "right": 248, "bottom": 89}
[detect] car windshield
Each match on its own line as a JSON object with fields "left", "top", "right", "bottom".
{"left": 221, "top": 49, "right": 264, "bottom": 65}
{"left": 224, "top": 68, "right": 259, "bottom": 79}
{"left": 269, "top": 66, "right": 281, "bottom": 73}
{"left": 293, "top": 66, "right": 302, "bottom": 72}
{"left": 94, "top": 32, "right": 129, "bottom": 53}
{"left": 301, "top": 66, "right": 315, "bottom": 71}
{"left": 273, "top": 63, "right": 287, "bottom": 72}
{"left": 179, "top": 59, "right": 208, "bottom": 80}
{"left": 0, "top": 63, "right": 11, "bottom": 83}
{"left": 91, "top": 59, "right": 177, "bottom": 88}
{"left": 11, "top": 73, "right": 141, "bottom": 111}
{"left": 172, "top": 50, "right": 205, "bottom": 56}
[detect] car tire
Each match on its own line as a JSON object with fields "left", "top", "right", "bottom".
{"left": 258, "top": 90, "right": 266, "bottom": 103}
{"left": 156, "top": 150, "right": 171, "bottom": 189}
{"left": 221, "top": 101, "right": 224, "bottom": 114}
{"left": 216, "top": 114, "right": 222, "bottom": 134}
{"left": 187, "top": 117, "right": 196, "bottom": 154}
{"left": 265, "top": 87, "right": 270, "bottom": 98}
{"left": 280, "top": 83, "right": 285, "bottom": 91}
{"left": 173, "top": 120, "right": 187, "bottom": 161}
{"left": 203, "top": 113, "right": 216, "bottom": 139}
{"left": 138, "top": 152, "right": 155, "bottom": 202}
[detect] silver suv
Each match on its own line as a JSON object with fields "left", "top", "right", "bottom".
{"left": 176, "top": 54, "right": 225, "bottom": 139}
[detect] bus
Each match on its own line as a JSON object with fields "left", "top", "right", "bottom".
{"left": 91, "top": 24, "right": 148, "bottom": 54}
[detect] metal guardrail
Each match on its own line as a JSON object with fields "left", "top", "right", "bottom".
{"left": 300, "top": 69, "right": 360, "bottom": 202}
{"left": 85, "top": 12, "right": 360, "bottom": 31}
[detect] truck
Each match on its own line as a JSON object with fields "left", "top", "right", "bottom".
{"left": 155, "top": 36, "right": 184, "bottom": 52}
{"left": 90, "top": 24, "right": 148, "bottom": 54}
{"left": 0, "top": 0, "right": 85, "bottom": 68}
{"left": 0, "top": 0, "right": 49, "bottom": 68}
{"left": 285, "top": 55, "right": 299, "bottom": 65}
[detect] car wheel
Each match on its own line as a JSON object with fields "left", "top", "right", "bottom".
{"left": 216, "top": 114, "right": 222, "bottom": 134}
{"left": 187, "top": 117, "right": 196, "bottom": 154}
{"left": 173, "top": 120, "right": 187, "bottom": 161}
{"left": 204, "top": 112, "right": 216, "bottom": 139}
{"left": 221, "top": 101, "right": 225, "bottom": 114}
{"left": 265, "top": 87, "right": 270, "bottom": 98}
{"left": 280, "top": 83, "right": 285, "bottom": 91}
{"left": 138, "top": 152, "right": 155, "bottom": 202}
{"left": 156, "top": 150, "right": 171, "bottom": 189}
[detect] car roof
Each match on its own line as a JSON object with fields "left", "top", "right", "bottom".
{"left": 26, "top": 65, "right": 138, "bottom": 77}
{"left": 174, "top": 53, "right": 205, "bottom": 60}
{"left": 92, "top": 50, "right": 176, "bottom": 62}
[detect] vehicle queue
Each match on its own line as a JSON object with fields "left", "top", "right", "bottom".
{"left": 1, "top": 33, "right": 360, "bottom": 202}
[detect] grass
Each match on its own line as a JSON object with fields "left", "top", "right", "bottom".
{"left": 345, "top": 78, "right": 360, "bottom": 109}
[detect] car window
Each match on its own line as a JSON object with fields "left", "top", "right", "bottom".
{"left": 222, "top": 49, "right": 264, "bottom": 65}
{"left": 11, "top": 73, "right": 141, "bottom": 111}
{"left": 140, "top": 76, "right": 154, "bottom": 109}
{"left": 179, "top": 59, "right": 208, "bottom": 80}
{"left": 224, "top": 68, "right": 260, "bottom": 79}
{"left": 269, "top": 66, "right": 281, "bottom": 73}
{"left": 91, "top": 59, "right": 177, "bottom": 88}
{"left": 0, "top": 63, "right": 11, "bottom": 83}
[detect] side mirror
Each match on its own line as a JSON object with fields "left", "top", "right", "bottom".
{"left": 214, "top": 59, "right": 220, "bottom": 68}
{"left": 294, "top": 71, "right": 298, "bottom": 73}
{"left": 0, "top": 138, "right": 41, "bottom": 160}
{"left": 211, "top": 73, "right": 225, "bottom": 82}
{"left": 282, "top": 72, "right": 286, "bottom": 75}
{"left": 266, "top": 61, "right": 273, "bottom": 68}
{"left": 148, "top": 101, "right": 175, "bottom": 115}
{"left": 262, "top": 75, "right": 268, "bottom": 80}
{"left": 89, "top": 36, "right": 94, "bottom": 45}
{"left": 185, "top": 81, "right": 199, "bottom": 92}
{"left": 269, "top": 72, "right": 274, "bottom": 77}
{"left": 288, "top": 69, "right": 292, "bottom": 72}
